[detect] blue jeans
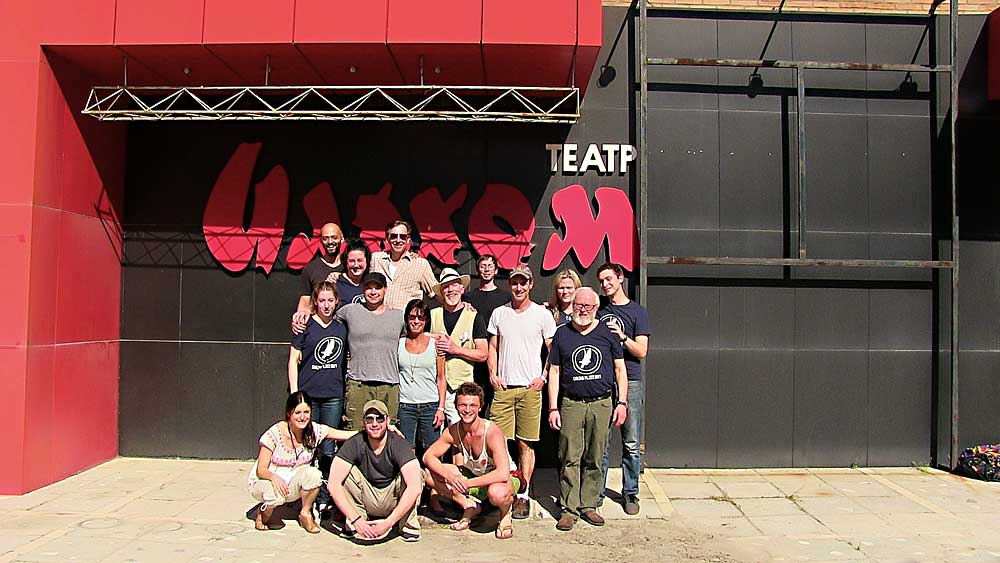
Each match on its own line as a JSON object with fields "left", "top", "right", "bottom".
{"left": 397, "top": 401, "right": 440, "bottom": 451}
{"left": 600, "top": 379, "right": 643, "bottom": 498}
{"left": 310, "top": 397, "right": 343, "bottom": 504}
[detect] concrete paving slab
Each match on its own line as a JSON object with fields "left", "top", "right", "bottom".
{"left": 0, "top": 493, "right": 59, "bottom": 512}
{"left": 764, "top": 475, "right": 843, "bottom": 497}
{"left": 849, "top": 495, "right": 936, "bottom": 514}
{"left": 818, "top": 479, "right": 897, "bottom": 498}
{"left": 672, "top": 498, "right": 744, "bottom": 518}
{"left": 793, "top": 495, "right": 869, "bottom": 516}
{"left": 734, "top": 497, "right": 804, "bottom": 517}
{"left": 99, "top": 539, "right": 204, "bottom": 563}
{"left": 812, "top": 513, "right": 901, "bottom": 538}
{"left": 6, "top": 536, "right": 129, "bottom": 563}
{"left": 714, "top": 481, "right": 784, "bottom": 499}
{"left": 681, "top": 515, "right": 761, "bottom": 539}
{"left": 705, "top": 471, "right": 771, "bottom": 483}
{"left": 661, "top": 481, "right": 724, "bottom": 499}
{"left": 745, "top": 514, "right": 830, "bottom": 536}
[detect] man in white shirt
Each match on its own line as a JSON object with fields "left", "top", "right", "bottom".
{"left": 487, "top": 264, "right": 557, "bottom": 519}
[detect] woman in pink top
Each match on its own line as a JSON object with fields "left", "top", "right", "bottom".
{"left": 248, "top": 391, "right": 358, "bottom": 533}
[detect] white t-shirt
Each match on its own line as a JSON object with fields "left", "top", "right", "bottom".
{"left": 487, "top": 301, "right": 557, "bottom": 387}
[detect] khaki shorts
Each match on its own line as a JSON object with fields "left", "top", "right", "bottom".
{"left": 489, "top": 387, "right": 541, "bottom": 441}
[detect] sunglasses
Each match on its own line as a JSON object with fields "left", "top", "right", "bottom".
{"left": 388, "top": 233, "right": 409, "bottom": 241}
{"left": 364, "top": 414, "right": 387, "bottom": 424}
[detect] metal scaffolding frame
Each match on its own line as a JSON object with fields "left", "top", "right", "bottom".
{"left": 82, "top": 84, "right": 581, "bottom": 123}
{"left": 637, "top": 1, "right": 961, "bottom": 467}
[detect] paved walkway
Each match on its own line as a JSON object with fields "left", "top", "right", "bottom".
{"left": 0, "top": 459, "right": 997, "bottom": 562}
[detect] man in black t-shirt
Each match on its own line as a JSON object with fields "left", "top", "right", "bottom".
{"left": 293, "top": 223, "right": 345, "bottom": 330}
{"left": 546, "top": 287, "right": 627, "bottom": 532}
{"left": 328, "top": 400, "right": 423, "bottom": 542}
{"left": 462, "top": 254, "right": 511, "bottom": 413}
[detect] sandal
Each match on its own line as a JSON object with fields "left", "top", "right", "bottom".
{"left": 495, "top": 524, "right": 514, "bottom": 539}
{"left": 449, "top": 506, "right": 481, "bottom": 531}
{"left": 254, "top": 505, "right": 271, "bottom": 531}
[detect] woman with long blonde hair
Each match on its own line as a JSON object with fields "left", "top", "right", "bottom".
{"left": 549, "top": 269, "right": 582, "bottom": 327}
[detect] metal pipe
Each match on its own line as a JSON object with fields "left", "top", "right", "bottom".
{"left": 647, "top": 57, "right": 951, "bottom": 73}
{"left": 648, "top": 256, "right": 954, "bottom": 268}
{"left": 796, "top": 65, "right": 807, "bottom": 259}
{"left": 639, "top": 0, "right": 649, "bottom": 308}
{"left": 949, "top": 0, "right": 960, "bottom": 471}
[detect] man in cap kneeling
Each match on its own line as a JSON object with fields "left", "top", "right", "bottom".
{"left": 328, "top": 400, "right": 423, "bottom": 542}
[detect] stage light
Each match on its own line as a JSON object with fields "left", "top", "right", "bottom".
{"left": 598, "top": 65, "right": 616, "bottom": 87}
{"left": 747, "top": 72, "right": 763, "bottom": 98}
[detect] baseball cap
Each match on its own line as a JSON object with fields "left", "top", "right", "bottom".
{"left": 361, "top": 272, "right": 388, "bottom": 287}
{"left": 508, "top": 264, "right": 533, "bottom": 281}
{"left": 362, "top": 400, "right": 389, "bottom": 416}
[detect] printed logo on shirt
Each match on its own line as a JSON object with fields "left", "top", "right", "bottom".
{"left": 571, "top": 345, "right": 603, "bottom": 376}
{"left": 352, "top": 294, "right": 365, "bottom": 304}
{"left": 601, "top": 313, "right": 625, "bottom": 335}
{"left": 313, "top": 336, "right": 344, "bottom": 366}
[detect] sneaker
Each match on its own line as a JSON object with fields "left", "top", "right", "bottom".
{"left": 512, "top": 497, "right": 531, "bottom": 520}
{"left": 580, "top": 509, "right": 605, "bottom": 526}
{"left": 556, "top": 514, "right": 576, "bottom": 531}
{"left": 624, "top": 495, "right": 640, "bottom": 516}
{"left": 401, "top": 531, "right": 420, "bottom": 542}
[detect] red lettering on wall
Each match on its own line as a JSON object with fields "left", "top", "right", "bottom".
{"left": 410, "top": 185, "right": 466, "bottom": 264}
{"left": 467, "top": 183, "right": 536, "bottom": 269}
{"left": 202, "top": 143, "right": 289, "bottom": 274}
{"left": 353, "top": 183, "right": 401, "bottom": 254}
{"left": 286, "top": 182, "right": 341, "bottom": 270}
{"left": 543, "top": 185, "right": 635, "bottom": 271}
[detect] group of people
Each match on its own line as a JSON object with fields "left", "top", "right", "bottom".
{"left": 247, "top": 220, "right": 651, "bottom": 541}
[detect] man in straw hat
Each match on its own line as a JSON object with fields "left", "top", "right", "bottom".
{"left": 429, "top": 268, "right": 489, "bottom": 426}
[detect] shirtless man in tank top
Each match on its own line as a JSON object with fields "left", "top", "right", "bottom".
{"left": 422, "top": 382, "right": 519, "bottom": 539}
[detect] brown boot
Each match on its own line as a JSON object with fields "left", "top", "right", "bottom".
{"left": 580, "top": 509, "right": 605, "bottom": 526}
{"left": 556, "top": 513, "right": 576, "bottom": 531}
{"left": 298, "top": 511, "right": 321, "bottom": 534}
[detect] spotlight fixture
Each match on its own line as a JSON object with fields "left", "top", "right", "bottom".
{"left": 747, "top": 72, "right": 764, "bottom": 98}
{"left": 899, "top": 74, "right": 918, "bottom": 95}
{"left": 597, "top": 65, "right": 616, "bottom": 87}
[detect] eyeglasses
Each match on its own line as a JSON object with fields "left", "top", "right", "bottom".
{"left": 387, "top": 233, "right": 409, "bottom": 241}
{"left": 407, "top": 315, "right": 426, "bottom": 321}
{"left": 573, "top": 303, "right": 598, "bottom": 311}
{"left": 364, "top": 414, "right": 386, "bottom": 424}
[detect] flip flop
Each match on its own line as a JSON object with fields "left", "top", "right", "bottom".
{"left": 495, "top": 524, "right": 514, "bottom": 539}
{"left": 449, "top": 507, "right": 481, "bottom": 531}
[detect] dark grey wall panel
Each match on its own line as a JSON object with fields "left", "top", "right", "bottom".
{"left": 719, "top": 287, "right": 795, "bottom": 350}
{"left": 794, "top": 288, "right": 869, "bottom": 350}
{"left": 791, "top": 21, "right": 867, "bottom": 114}
{"left": 647, "top": 286, "right": 719, "bottom": 350}
{"left": 718, "top": 20, "right": 793, "bottom": 112}
{"left": 869, "top": 289, "right": 932, "bottom": 351}
{"left": 120, "top": 261, "right": 180, "bottom": 341}
{"left": 176, "top": 343, "right": 255, "bottom": 458}
{"left": 252, "top": 343, "right": 294, "bottom": 444}
{"left": 868, "top": 115, "right": 931, "bottom": 233}
{"left": 719, "top": 110, "right": 787, "bottom": 231}
{"left": 865, "top": 22, "right": 931, "bottom": 116}
{"left": 791, "top": 232, "right": 870, "bottom": 281}
{"left": 252, "top": 270, "right": 300, "bottom": 343}
{"left": 718, "top": 350, "right": 794, "bottom": 467}
{"left": 646, "top": 16, "right": 718, "bottom": 110}
{"left": 645, "top": 350, "right": 719, "bottom": 467}
{"left": 957, "top": 351, "right": 1000, "bottom": 449}
{"left": 868, "top": 351, "right": 932, "bottom": 466}
{"left": 802, "top": 113, "right": 869, "bottom": 232}
{"left": 647, "top": 109, "right": 720, "bottom": 230}
{"left": 793, "top": 351, "right": 868, "bottom": 466}
{"left": 179, "top": 243, "right": 254, "bottom": 342}
{"left": 868, "top": 234, "right": 933, "bottom": 282}
{"left": 957, "top": 242, "right": 1000, "bottom": 351}
{"left": 119, "top": 341, "right": 180, "bottom": 456}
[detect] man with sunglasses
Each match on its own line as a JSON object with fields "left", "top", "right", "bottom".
{"left": 547, "top": 287, "right": 627, "bottom": 531}
{"left": 487, "top": 264, "right": 557, "bottom": 519}
{"left": 329, "top": 400, "right": 423, "bottom": 542}
{"left": 370, "top": 220, "right": 438, "bottom": 310}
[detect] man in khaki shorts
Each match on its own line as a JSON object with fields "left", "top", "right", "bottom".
{"left": 487, "top": 264, "right": 557, "bottom": 519}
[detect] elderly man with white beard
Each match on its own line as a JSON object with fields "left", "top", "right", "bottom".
{"left": 546, "top": 287, "right": 627, "bottom": 531}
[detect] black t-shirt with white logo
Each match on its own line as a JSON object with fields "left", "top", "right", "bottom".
{"left": 548, "top": 321, "right": 623, "bottom": 400}
{"left": 291, "top": 318, "right": 348, "bottom": 400}
{"left": 597, "top": 300, "right": 650, "bottom": 382}
{"left": 336, "top": 276, "right": 366, "bottom": 308}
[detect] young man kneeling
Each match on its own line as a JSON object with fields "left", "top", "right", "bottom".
{"left": 423, "top": 383, "right": 520, "bottom": 539}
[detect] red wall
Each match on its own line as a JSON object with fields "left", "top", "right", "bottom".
{"left": 0, "top": 0, "right": 125, "bottom": 494}
{"left": 0, "top": 0, "right": 597, "bottom": 494}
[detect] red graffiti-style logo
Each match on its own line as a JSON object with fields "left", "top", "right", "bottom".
{"left": 543, "top": 184, "right": 636, "bottom": 271}
{"left": 202, "top": 143, "right": 635, "bottom": 274}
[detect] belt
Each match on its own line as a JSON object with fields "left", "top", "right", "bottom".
{"left": 564, "top": 392, "right": 612, "bottom": 402}
{"left": 505, "top": 384, "right": 529, "bottom": 389}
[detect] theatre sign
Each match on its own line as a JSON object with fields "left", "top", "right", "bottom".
{"left": 203, "top": 143, "right": 638, "bottom": 275}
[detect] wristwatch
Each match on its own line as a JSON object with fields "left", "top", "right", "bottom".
{"left": 617, "top": 401, "right": 628, "bottom": 408}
